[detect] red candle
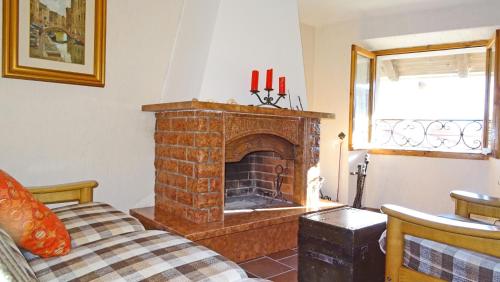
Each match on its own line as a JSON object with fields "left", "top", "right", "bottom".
{"left": 265, "top": 69, "right": 273, "bottom": 90}
{"left": 279, "top": 77, "right": 286, "bottom": 94}
{"left": 251, "top": 70, "right": 259, "bottom": 92}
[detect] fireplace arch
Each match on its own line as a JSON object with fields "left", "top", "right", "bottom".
{"left": 225, "top": 134, "right": 296, "bottom": 163}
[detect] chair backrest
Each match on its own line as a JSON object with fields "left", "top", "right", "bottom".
{"left": 451, "top": 190, "right": 500, "bottom": 219}
{"left": 382, "top": 204, "right": 500, "bottom": 282}
{"left": 29, "top": 180, "right": 98, "bottom": 205}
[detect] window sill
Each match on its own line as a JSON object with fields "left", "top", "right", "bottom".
{"left": 365, "top": 149, "right": 489, "bottom": 160}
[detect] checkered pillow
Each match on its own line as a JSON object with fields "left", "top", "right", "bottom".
{"left": 0, "top": 228, "right": 37, "bottom": 281}
{"left": 51, "top": 202, "right": 145, "bottom": 247}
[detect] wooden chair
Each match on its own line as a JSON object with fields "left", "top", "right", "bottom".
{"left": 451, "top": 190, "right": 500, "bottom": 220}
{"left": 382, "top": 190, "right": 500, "bottom": 282}
{"left": 28, "top": 180, "right": 99, "bottom": 204}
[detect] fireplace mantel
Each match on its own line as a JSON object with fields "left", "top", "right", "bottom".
{"left": 142, "top": 100, "right": 335, "bottom": 119}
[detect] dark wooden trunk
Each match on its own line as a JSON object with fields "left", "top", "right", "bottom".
{"left": 298, "top": 207, "right": 387, "bottom": 282}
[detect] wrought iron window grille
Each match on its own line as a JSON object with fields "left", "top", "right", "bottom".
{"left": 371, "top": 119, "right": 485, "bottom": 153}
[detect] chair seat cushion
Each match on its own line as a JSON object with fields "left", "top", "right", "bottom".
{"left": 404, "top": 235, "right": 500, "bottom": 281}
{"left": 51, "top": 202, "right": 145, "bottom": 248}
{"left": 27, "top": 230, "right": 249, "bottom": 282}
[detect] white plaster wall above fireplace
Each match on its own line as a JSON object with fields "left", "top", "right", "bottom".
{"left": 161, "top": 0, "right": 221, "bottom": 103}
{"left": 162, "top": 0, "right": 308, "bottom": 109}
{"left": 199, "top": 0, "right": 308, "bottom": 108}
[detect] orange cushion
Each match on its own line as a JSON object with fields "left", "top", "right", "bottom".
{"left": 0, "top": 170, "right": 71, "bottom": 257}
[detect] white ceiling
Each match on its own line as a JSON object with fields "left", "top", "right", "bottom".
{"left": 299, "top": 0, "right": 481, "bottom": 27}
{"left": 364, "top": 27, "right": 497, "bottom": 50}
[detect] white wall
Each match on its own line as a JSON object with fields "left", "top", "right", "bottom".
{"left": 489, "top": 159, "right": 500, "bottom": 197}
{"left": 308, "top": 3, "right": 500, "bottom": 213}
{"left": 365, "top": 155, "right": 490, "bottom": 214}
{"left": 358, "top": 0, "right": 500, "bottom": 41}
{"left": 0, "top": 0, "right": 309, "bottom": 212}
{"left": 164, "top": 0, "right": 308, "bottom": 109}
{"left": 300, "top": 24, "right": 316, "bottom": 108}
{"left": 0, "top": 0, "right": 184, "bottom": 211}
{"left": 311, "top": 21, "right": 362, "bottom": 204}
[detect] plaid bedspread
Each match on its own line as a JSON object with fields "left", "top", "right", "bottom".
{"left": 27, "top": 230, "right": 250, "bottom": 282}
{"left": 404, "top": 235, "right": 500, "bottom": 282}
{"left": 380, "top": 232, "right": 500, "bottom": 281}
{"left": 0, "top": 228, "right": 37, "bottom": 281}
{"left": 52, "top": 202, "right": 145, "bottom": 248}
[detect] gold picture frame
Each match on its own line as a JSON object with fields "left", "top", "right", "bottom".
{"left": 2, "top": 0, "right": 106, "bottom": 87}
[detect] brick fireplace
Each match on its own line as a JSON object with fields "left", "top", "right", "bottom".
{"left": 131, "top": 100, "right": 340, "bottom": 261}
{"left": 145, "top": 101, "right": 333, "bottom": 224}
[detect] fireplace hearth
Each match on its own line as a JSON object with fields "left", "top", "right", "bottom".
{"left": 225, "top": 195, "right": 296, "bottom": 210}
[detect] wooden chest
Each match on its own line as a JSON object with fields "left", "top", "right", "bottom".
{"left": 298, "top": 207, "right": 387, "bottom": 282}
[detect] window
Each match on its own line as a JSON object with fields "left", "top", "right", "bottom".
{"left": 349, "top": 32, "right": 500, "bottom": 159}
{"left": 349, "top": 46, "right": 374, "bottom": 150}
{"left": 374, "top": 49, "right": 486, "bottom": 153}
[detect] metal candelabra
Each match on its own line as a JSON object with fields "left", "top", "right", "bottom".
{"left": 251, "top": 88, "right": 287, "bottom": 108}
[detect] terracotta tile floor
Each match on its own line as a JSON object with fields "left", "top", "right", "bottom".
{"left": 239, "top": 249, "right": 298, "bottom": 281}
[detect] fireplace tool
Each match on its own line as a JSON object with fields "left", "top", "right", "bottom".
{"left": 273, "top": 164, "right": 285, "bottom": 201}
{"left": 351, "top": 154, "right": 370, "bottom": 209}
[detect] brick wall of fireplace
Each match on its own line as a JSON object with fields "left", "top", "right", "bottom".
{"left": 154, "top": 110, "right": 225, "bottom": 224}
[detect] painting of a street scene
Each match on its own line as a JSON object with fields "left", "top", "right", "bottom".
{"left": 30, "top": 0, "right": 86, "bottom": 65}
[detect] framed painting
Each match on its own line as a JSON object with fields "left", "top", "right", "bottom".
{"left": 2, "top": 0, "right": 106, "bottom": 87}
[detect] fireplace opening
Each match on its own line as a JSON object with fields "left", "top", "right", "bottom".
{"left": 224, "top": 151, "right": 299, "bottom": 210}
